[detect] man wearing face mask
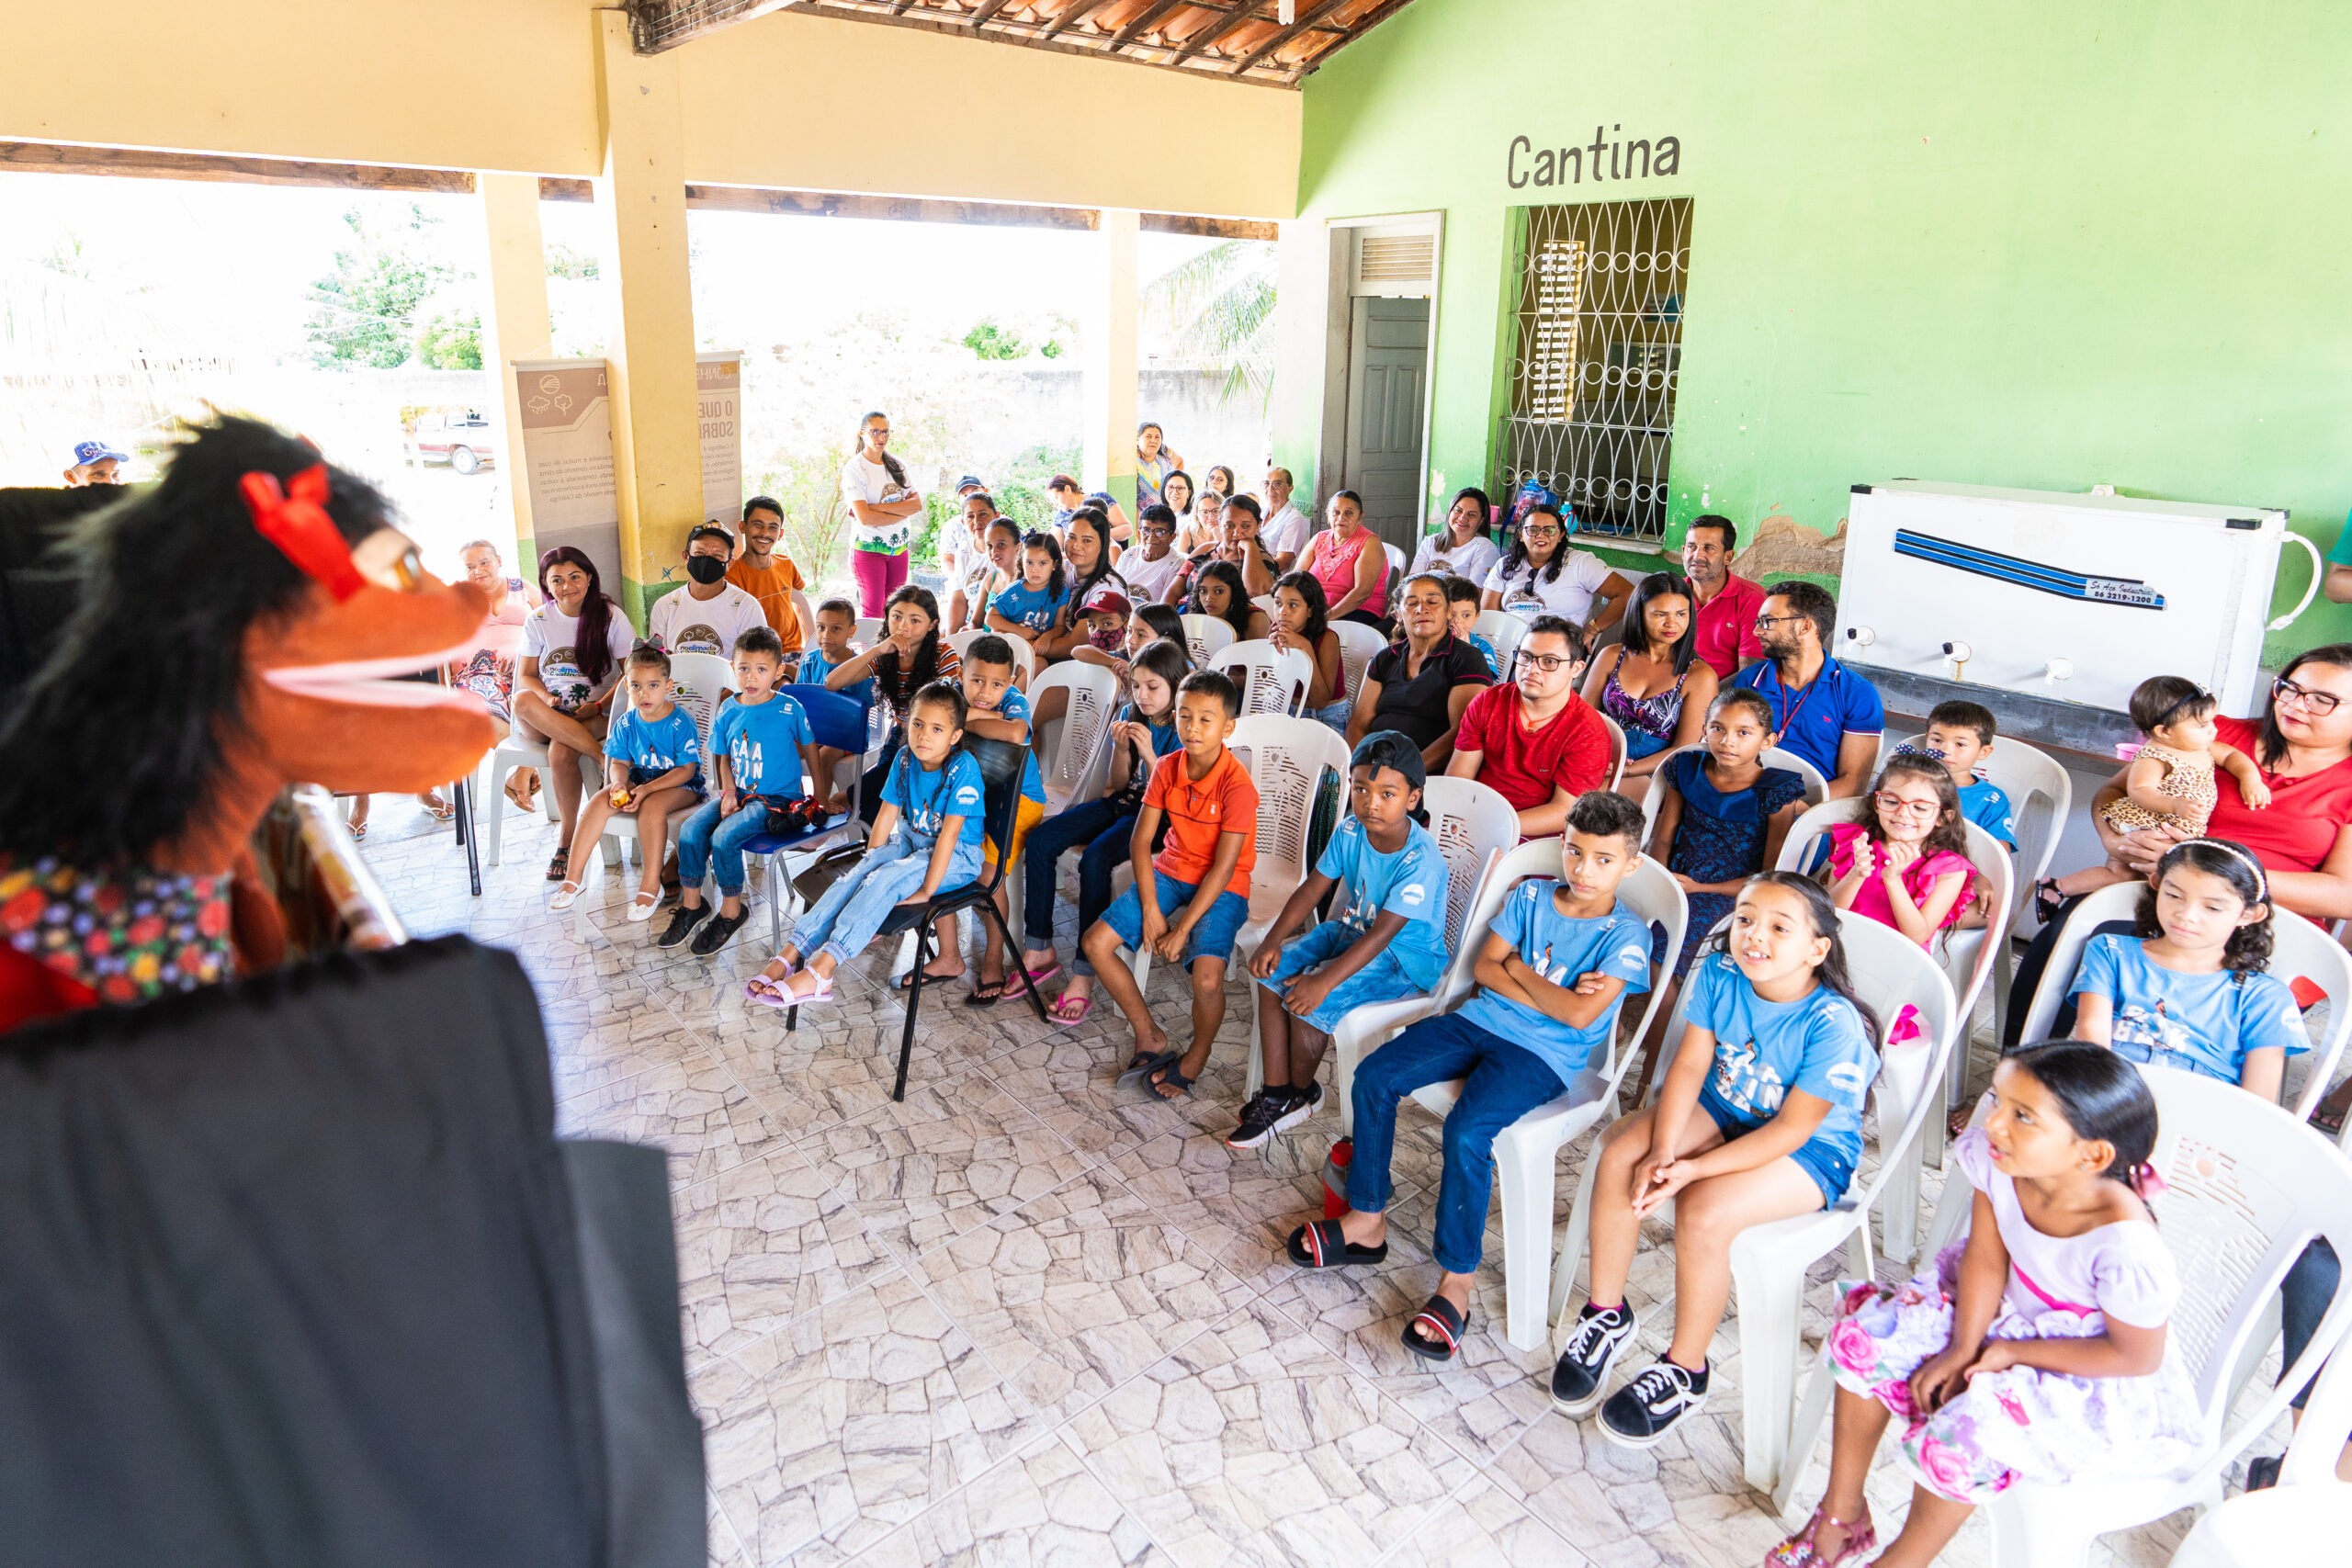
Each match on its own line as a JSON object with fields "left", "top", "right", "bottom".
{"left": 650, "top": 523, "right": 769, "bottom": 660}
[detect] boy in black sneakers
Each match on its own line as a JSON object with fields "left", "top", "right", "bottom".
{"left": 1228, "top": 731, "right": 1452, "bottom": 1151}
{"left": 659, "top": 625, "right": 823, "bottom": 955}
{"left": 1282, "top": 792, "right": 1654, "bottom": 1362}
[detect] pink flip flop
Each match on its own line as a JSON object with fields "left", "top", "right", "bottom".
{"left": 1047, "top": 994, "right": 1093, "bottom": 1025}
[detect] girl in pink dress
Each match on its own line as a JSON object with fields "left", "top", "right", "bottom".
{"left": 1822, "top": 751, "right": 1976, "bottom": 949}
{"left": 1768, "top": 1042, "right": 2203, "bottom": 1568}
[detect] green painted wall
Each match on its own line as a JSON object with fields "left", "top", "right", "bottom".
{"left": 1290, "top": 0, "right": 2352, "bottom": 661}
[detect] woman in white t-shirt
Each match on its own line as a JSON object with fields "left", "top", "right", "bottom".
{"left": 1410, "top": 487, "right": 1504, "bottom": 585}
{"left": 840, "top": 411, "right": 925, "bottom": 616}
{"left": 514, "top": 546, "right": 638, "bottom": 885}
{"left": 1481, "top": 501, "right": 1633, "bottom": 635}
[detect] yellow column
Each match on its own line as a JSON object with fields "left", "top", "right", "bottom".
{"left": 475, "top": 171, "right": 550, "bottom": 569}
{"left": 591, "top": 6, "right": 703, "bottom": 628}
{"left": 1082, "top": 208, "right": 1140, "bottom": 513}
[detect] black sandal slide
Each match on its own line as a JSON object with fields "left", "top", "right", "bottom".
{"left": 1284, "top": 1219, "right": 1388, "bottom": 1269}
{"left": 1402, "top": 1293, "right": 1466, "bottom": 1363}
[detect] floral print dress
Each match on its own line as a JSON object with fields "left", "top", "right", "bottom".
{"left": 1826, "top": 1130, "right": 2205, "bottom": 1503}
{"left": 1, "top": 856, "right": 234, "bottom": 1006}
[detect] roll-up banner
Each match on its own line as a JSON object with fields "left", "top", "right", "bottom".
{"left": 697, "top": 352, "right": 742, "bottom": 526}
{"left": 512, "top": 357, "right": 620, "bottom": 592}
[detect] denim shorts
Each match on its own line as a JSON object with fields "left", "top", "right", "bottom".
{"left": 1258, "top": 919, "right": 1426, "bottom": 1032}
{"left": 1102, "top": 874, "right": 1250, "bottom": 971}
{"left": 1696, "top": 1080, "right": 1856, "bottom": 1208}
{"left": 625, "top": 765, "right": 704, "bottom": 798}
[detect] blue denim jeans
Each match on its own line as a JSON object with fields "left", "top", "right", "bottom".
{"left": 1019, "top": 797, "right": 1137, "bottom": 976}
{"left": 2282, "top": 1238, "right": 2341, "bottom": 1411}
{"left": 1346, "top": 1012, "right": 1567, "bottom": 1276}
{"left": 676, "top": 796, "right": 771, "bottom": 897}
{"left": 792, "top": 834, "right": 982, "bottom": 968}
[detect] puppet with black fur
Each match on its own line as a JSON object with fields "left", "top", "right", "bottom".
{"left": 0, "top": 414, "right": 497, "bottom": 1029}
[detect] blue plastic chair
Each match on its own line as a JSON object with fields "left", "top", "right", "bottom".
{"left": 733, "top": 685, "right": 873, "bottom": 950}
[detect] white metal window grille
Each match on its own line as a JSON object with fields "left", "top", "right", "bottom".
{"left": 1498, "top": 197, "right": 1690, "bottom": 543}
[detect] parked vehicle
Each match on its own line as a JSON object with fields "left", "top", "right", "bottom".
{"left": 407, "top": 412, "right": 497, "bottom": 475}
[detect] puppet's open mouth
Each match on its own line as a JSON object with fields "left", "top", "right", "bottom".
{"left": 261, "top": 638, "right": 493, "bottom": 711}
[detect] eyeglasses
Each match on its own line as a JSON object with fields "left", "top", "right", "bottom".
{"left": 1753, "top": 613, "right": 1809, "bottom": 630}
{"left": 1872, "top": 791, "right": 1942, "bottom": 820}
{"left": 2275, "top": 676, "right": 2343, "bottom": 716}
{"left": 1521, "top": 525, "right": 1564, "bottom": 540}
{"left": 1513, "top": 650, "right": 1577, "bottom": 674}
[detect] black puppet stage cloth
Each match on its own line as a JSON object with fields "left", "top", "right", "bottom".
{"left": 0, "top": 936, "right": 704, "bottom": 1568}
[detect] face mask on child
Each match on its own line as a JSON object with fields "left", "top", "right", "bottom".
{"left": 1088, "top": 620, "right": 1125, "bottom": 652}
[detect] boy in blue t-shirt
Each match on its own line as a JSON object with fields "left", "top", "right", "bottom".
{"left": 797, "top": 598, "right": 873, "bottom": 815}
{"left": 1282, "top": 790, "right": 1655, "bottom": 1365}
{"left": 552, "top": 646, "right": 705, "bottom": 919}
{"left": 1923, "top": 699, "right": 2016, "bottom": 850}
{"left": 1231, "top": 732, "right": 1453, "bottom": 1149}
{"left": 1444, "top": 576, "right": 1502, "bottom": 677}
{"left": 751, "top": 679, "right": 987, "bottom": 1009}
{"left": 661, "top": 625, "right": 823, "bottom": 955}
{"left": 943, "top": 636, "right": 1046, "bottom": 999}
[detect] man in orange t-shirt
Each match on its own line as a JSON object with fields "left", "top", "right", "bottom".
{"left": 725, "top": 496, "right": 808, "bottom": 655}
{"left": 1083, "top": 670, "right": 1257, "bottom": 1102}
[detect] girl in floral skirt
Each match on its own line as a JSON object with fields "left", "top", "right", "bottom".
{"left": 1768, "top": 1041, "right": 2202, "bottom": 1568}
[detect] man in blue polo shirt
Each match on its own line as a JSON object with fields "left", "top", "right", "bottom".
{"left": 1730, "top": 581, "right": 1883, "bottom": 798}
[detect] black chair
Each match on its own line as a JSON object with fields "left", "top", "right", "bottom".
{"left": 785, "top": 734, "right": 1050, "bottom": 1100}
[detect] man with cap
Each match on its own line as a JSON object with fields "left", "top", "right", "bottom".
{"left": 61, "top": 439, "right": 128, "bottom": 487}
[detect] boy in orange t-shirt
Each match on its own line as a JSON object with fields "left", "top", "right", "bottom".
{"left": 1083, "top": 670, "right": 1258, "bottom": 1102}
{"left": 725, "top": 496, "right": 808, "bottom": 655}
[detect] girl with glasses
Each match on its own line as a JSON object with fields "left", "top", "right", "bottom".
{"left": 1819, "top": 752, "right": 1977, "bottom": 949}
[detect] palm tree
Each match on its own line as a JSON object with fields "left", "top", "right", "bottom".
{"left": 1143, "top": 239, "right": 1276, "bottom": 414}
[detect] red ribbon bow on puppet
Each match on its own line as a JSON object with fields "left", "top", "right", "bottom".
{"left": 239, "top": 464, "right": 368, "bottom": 603}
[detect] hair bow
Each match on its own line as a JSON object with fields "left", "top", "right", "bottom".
{"left": 240, "top": 464, "right": 365, "bottom": 603}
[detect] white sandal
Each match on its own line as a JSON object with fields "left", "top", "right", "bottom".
{"left": 627, "top": 892, "right": 662, "bottom": 922}
{"left": 548, "top": 879, "right": 583, "bottom": 911}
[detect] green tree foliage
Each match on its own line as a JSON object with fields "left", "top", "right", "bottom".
{"left": 1144, "top": 240, "right": 1277, "bottom": 413}
{"left": 415, "top": 311, "right": 483, "bottom": 369}
{"left": 544, "top": 243, "right": 601, "bottom": 281}
{"left": 961, "top": 318, "right": 1028, "bottom": 360}
{"left": 305, "top": 206, "right": 447, "bottom": 369}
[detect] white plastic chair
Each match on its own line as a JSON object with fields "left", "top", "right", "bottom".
{"left": 1215, "top": 638, "right": 1314, "bottom": 717}
{"left": 2169, "top": 1485, "right": 2352, "bottom": 1568}
{"left": 1004, "top": 661, "right": 1121, "bottom": 946}
{"left": 945, "top": 626, "right": 1036, "bottom": 686}
{"left": 1276, "top": 775, "right": 1523, "bottom": 1114}
{"left": 1179, "top": 613, "right": 1237, "bottom": 671}
{"left": 1330, "top": 620, "right": 1389, "bottom": 716}
{"left": 1888, "top": 1069, "right": 2352, "bottom": 1566}
{"left": 481, "top": 729, "right": 559, "bottom": 869}
{"left": 788, "top": 589, "right": 817, "bottom": 649}
{"left": 2009, "top": 882, "right": 2352, "bottom": 1125}
{"left": 1250, "top": 593, "right": 1280, "bottom": 624}
{"left": 1775, "top": 804, "right": 2015, "bottom": 1262}
{"left": 1555, "top": 910, "right": 1960, "bottom": 1497}
{"left": 854, "top": 615, "right": 885, "bottom": 648}
{"left": 1475, "top": 609, "right": 1527, "bottom": 677}
{"left": 1597, "top": 713, "right": 1629, "bottom": 792}
{"left": 1396, "top": 852, "right": 1689, "bottom": 1350}
{"left": 1221, "top": 716, "right": 1354, "bottom": 1033}
{"left": 1885, "top": 730, "right": 2073, "bottom": 1029}
{"left": 1383, "top": 541, "right": 1408, "bottom": 602}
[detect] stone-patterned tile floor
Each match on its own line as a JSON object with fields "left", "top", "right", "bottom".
{"left": 357, "top": 796, "right": 2291, "bottom": 1568}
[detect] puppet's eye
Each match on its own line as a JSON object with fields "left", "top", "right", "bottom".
{"left": 353, "top": 527, "right": 427, "bottom": 592}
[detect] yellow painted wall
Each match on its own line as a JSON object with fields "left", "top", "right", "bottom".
{"left": 1, "top": 0, "right": 1298, "bottom": 216}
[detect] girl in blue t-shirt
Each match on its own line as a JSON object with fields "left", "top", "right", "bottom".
{"left": 551, "top": 647, "right": 704, "bottom": 919}
{"left": 747, "top": 680, "right": 986, "bottom": 1010}
{"left": 2068, "top": 837, "right": 2306, "bottom": 1100}
{"left": 1232, "top": 731, "right": 1453, "bottom": 1150}
{"left": 986, "top": 531, "right": 1070, "bottom": 648}
{"left": 1558, "top": 871, "right": 1882, "bottom": 1450}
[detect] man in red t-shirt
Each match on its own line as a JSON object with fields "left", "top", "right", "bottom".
{"left": 1446, "top": 616, "right": 1615, "bottom": 838}
{"left": 1681, "top": 514, "right": 1764, "bottom": 679}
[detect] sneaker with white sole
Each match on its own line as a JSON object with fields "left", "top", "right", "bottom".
{"left": 1550, "top": 1302, "right": 1639, "bottom": 1416}
{"left": 1225, "top": 1089, "right": 1294, "bottom": 1150}
{"left": 1271, "top": 1080, "right": 1323, "bottom": 1134}
{"left": 1598, "top": 1357, "right": 1709, "bottom": 1448}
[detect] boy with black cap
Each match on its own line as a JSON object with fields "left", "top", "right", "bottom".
{"left": 1231, "top": 731, "right": 1452, "bottom": 1149}
{"left": 1283, "top": 789, "right": 1656, "bottom": 1365}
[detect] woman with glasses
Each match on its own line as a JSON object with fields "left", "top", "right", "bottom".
{"left": 1582, "top": 571, "right": 1719, "bottom": 803}
{"left": 1481, "top": 501, "right": 1632, "bottom": 638}
{"left": 2007, "top": 644, "right": 2352, "bottom": 1131}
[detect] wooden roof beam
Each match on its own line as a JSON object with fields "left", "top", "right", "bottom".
{"left": 1225, "top": 0, "right": 1347, "bottom": 74}
{"left": 1038, "top": 0, "right": 1109, "bottom": 40}
{"left": 1109, "top": 0, "right": 1193, "bottom": 48}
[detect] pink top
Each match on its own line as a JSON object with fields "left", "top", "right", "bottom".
{"left": 1306, "top": 526, "right": 1386, "bottom": 620}
{"left": 1826, "top": 822, "right": 1973, "bottom": 944}
{"left": 1953, "top": 1130, "right": 2179, "bottom": 1328}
